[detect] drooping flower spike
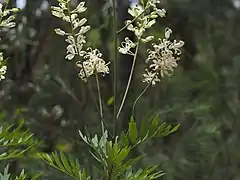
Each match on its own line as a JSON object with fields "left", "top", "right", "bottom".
{"left": 51, "top": 0, "right": 109, "bottom": 82}
{"left": 0, "top": 1, "right": 19, "bottom": 81}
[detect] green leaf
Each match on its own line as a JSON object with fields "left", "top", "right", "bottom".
{"left": 157, "top": 122, "right": 167, "bottom": 134}
{"left": 15, "top": 169, "right": 27, "bottom": 180}
{"left": 31, "top": 173, "right": 43, "bottom": 180}
{"left": 99, "top": 130, "right": 108, "bottom": 149}
{"left": 120, "top": 132, "right": 129, "bottom": 147}
{"left": 163, "top": 125, "right": 171, "bottom": 136}
{"left": 169, "top": 124, "right": 180, "bottom": 134}
{"left": 149, "top": 115, "right": 159, "bottom": 136}
{"left": 0, "top": 145, "right": 33, "bottom": 160}
{"left": 79, "top": 130, "right": 90, "bottom": 145}
{"left": 60, "top": 152, "right": 73, "bottom": 175}
{"left": 115, "top": 147, "right": 131, "bottom": 165}
{"left": 106, "top": 141, "right": 114, "bottom": 165}
{"left": 52, "top": 152, "right": 66, "bottom": 171}
{"left": 113, "top": 155, "right": 145, "bottom": 176}
{"left": 128, "top": 116, "right": 138, "bottom": 144}
{"left": 125, "top": 165, "right": 165, "bottom": 180}
{"left": 0, "top": 165, "right": 10, "bottom": 180}
{"left": 38, "top": 152, "right": 87, "bottom": 179}
{"left": 140, "top": 116, "right": 151, "bottom": 140}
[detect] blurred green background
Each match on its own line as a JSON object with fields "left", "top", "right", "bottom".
{"left": 1, "top": 0, "right": 240, "bottom": 179}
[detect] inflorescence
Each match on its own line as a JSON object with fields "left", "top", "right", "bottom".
{"left": 51, "top": 0, "right": 110, "bottom": 82}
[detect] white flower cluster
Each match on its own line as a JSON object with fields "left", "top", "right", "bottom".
{"left": 119, "top": 0, "right": 165, "bottom": 55}
{"left": 118, "top": 37, "right": 136, "bottom": 56}
{"left": 76, "top": 48, "right": 110, "bottom": 82}
{"left": 0, "top": 53, "right": 7, "bottom": 81}
{"left": 51, "top": 0, "right": 90, "bottom": 60}
{"left": 0, "top": 1, "right": 19, "bottom": 81}
{"left": 0, "top": 2, "right": 19, "bottom": 28}
{"left": 51, "top": 0, "right": 109, "bottom": 82}
{"left": 117, "top": 0, "right": 184, "bottom": 86}
{"left": 143, "top": 28, "right": 184, "bottom": 86}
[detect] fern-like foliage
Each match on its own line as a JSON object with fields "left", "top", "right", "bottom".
{"left": 125, "top": 166, "right": 165, "bottom": 180}
{"left": 120, "top": 115, "right": 180, "bottom": 147}
{"left": 39, "top": 115, "right": 180, "bottom": 179}
{"left": 79, "top": 128, "right": 163, "bottom": 179}
{"left": 0, "top": 165, "right": 41, "bottom": 180}
{"left": 38, "top": 152, "right": 90, "bottom": 180}
{"left": 0, "top": 119, "right": 36, "bottom": 160}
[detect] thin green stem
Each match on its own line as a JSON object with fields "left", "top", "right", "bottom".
{"left": 132, "top": 81, "right": 151, "bottom": 116}
{"left": 117, "top": 6, "right": 150, "bottom": 34}
{"left": 116, "top": 39, "right": 140, "bottom": 120}
{"left": 67, "top": 3, "right": 97, "bottom": 111}
{"left": 132, "top": 73, "right": 157, "bottom": 116}
{"left": 95, "top": 73, "right": 103, "bottom": 119}
{"left": 67, "top": 2, "right": 112, "bottom": 137}
{"left": 95, "top": 73, "right": 109, "bottom": 134}
{"left": 112, "top": 0, "right": 118, "bottom": 136}
{"left": 67, "top": 3, "right": 98, "bottom": 115}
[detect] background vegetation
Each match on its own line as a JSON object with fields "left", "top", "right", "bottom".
{"left": 1, "top": 0, "right": 240, "bottom": 179}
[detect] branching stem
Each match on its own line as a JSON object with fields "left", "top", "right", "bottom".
{"left": 117, "top": 6, "right": 150, "bottom": 34}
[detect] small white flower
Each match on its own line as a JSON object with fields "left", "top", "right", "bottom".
{"left": 52, "top": 11, "right": 65, "bottom": 19}
{"left": 146, "top": 19, "right": 156, "bottom": 28}
{"left": 65, "top": 53, "right": 75, "bottom": 61}
{"left": 0, "top": 53, "right": 7, "bottom": 81}
{"left": 76, "top": 48, "right": 110, "bottom": 82}
{"left": 78, "top": 25, "right": 90, "bottom": 34}
{"left": 51, "top": 6, "right": 63, "bottom": 12}
{"left": 148, "top": 0, "right": 161, "bottom": 7}
{"left": 141, "top": 36, "right": 154, "bottom": 43}
{"left": 128, "top": 4, "right": 144, "bottom": 17}
{"left": 76, "top": 34, "right": 86, "bottom": 44}
{"left": 62, "top": 15, "right": 70, "bottom": 22}
{"left": 142, "top": 69, "right": 160, "bottom": 86}
{"left": 165, "top": 28, "right": 172, "bottom": 39}
{"left": 0, "top": 65, "right": 7, "bottom": 80}
{"left": 74, "top": 2, "right": 87, "bottom": 13}
{"left": 54, "top": 28, "right": 66, "bottom": 36}
{"left": 72, "top": 18, "right": 87, "bottom": 30}
{"left": 59, "top": 3, "right": 67, "bottom": 10}
{"left": 0, "top": 15, "right": 16, "bottom": 28}
{"left": 156, "top": 8, "right": 166, "bottom": 18}
{"left": 71, "top": 13, "right": 78, "bottom": 20}
{"left": 119, "top": 37, "right": 136, "bottom": 55}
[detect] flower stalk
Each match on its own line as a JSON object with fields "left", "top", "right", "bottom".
{"left": 132, "top": 72, "right": 157, "bottom": 116}
{"left": 50, "top": 0, "right": 184, "bottom": 139}
{"left": 51, "top": 0, "right": 112, "bottom": 135}
{"left": 117, "top": 6, "right": 150, "bottom": 34}
{"left": 116, "top": 39, "right": 140, "bottom": 119}
{"left": 95, "top": 72, "right": 103, "bottom": 119}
